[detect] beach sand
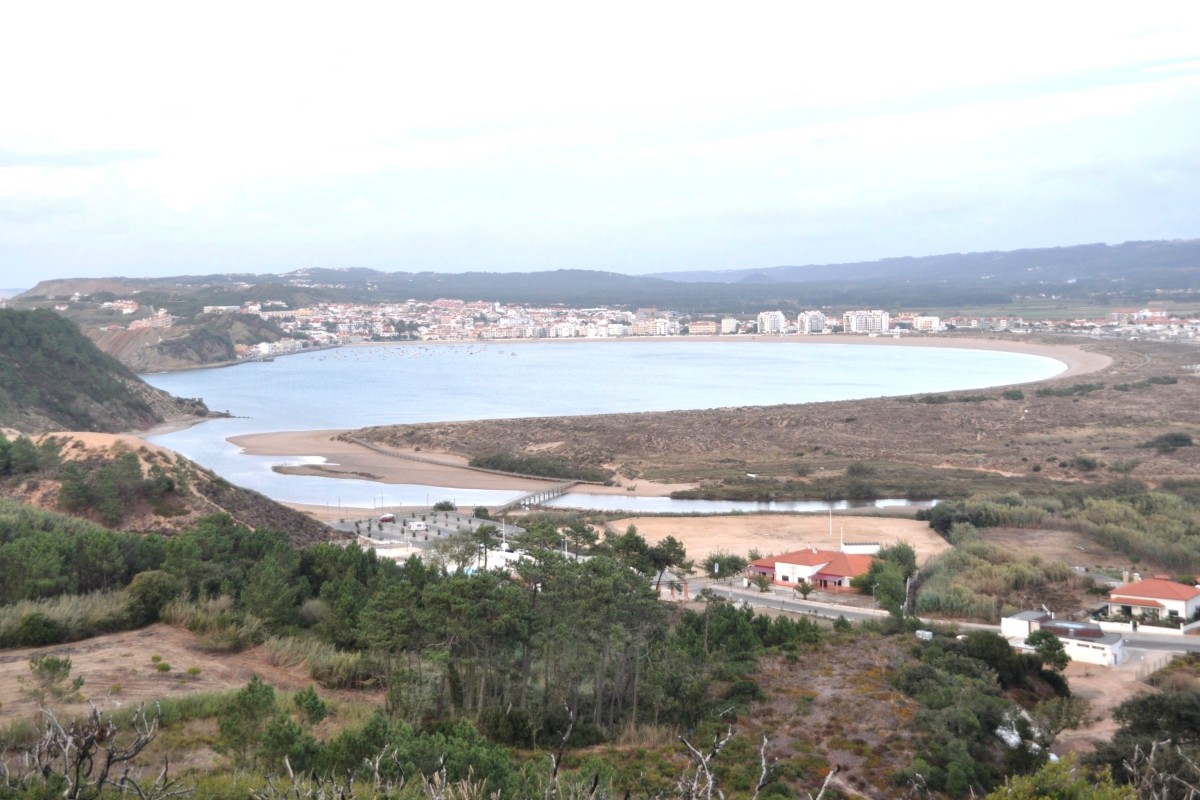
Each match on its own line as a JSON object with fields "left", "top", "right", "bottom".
{"left": 215, "top": 336, "right": 1108, "bottom": 518}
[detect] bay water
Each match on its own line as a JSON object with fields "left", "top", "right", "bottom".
{"left": 144, "top": 340, "right": 1064, "bottom": 511}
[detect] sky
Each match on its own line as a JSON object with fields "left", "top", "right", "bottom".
{"left": 2, "top": 2, "right": 1199, "bottom": 286}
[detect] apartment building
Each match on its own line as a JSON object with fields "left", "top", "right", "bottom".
{"left": 797, "top": 310, "right": 826, "bottom": 334}
{"left": 842, "top": 309, "right": 890, "bottom": 333}
{"left": 757, "top": 310, "right": 788, "bottom": 334}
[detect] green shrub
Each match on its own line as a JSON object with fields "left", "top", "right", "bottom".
{"left": 1035, "top": 382, "right": 1104, "bottom": 397}
{"left": 0, "top": 591, "right": 130, "bottom": 647}
{"left": 1141, "top": 432, "right": 1194, "bottom": 452}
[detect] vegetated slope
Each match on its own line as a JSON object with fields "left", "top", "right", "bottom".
{"left": 0, "top": 309, "right": 209, "bottom": 433}
{"left": 652, "top": 238, "right": 1200, "bottom": 291}
{"left": 349, "top": 337, "right": 1200, "bottom": 491}
{"left": 20, "top": 237, "right": 1200, "bottom": 313}
{"left": 8, "top": 432, "right": 337, "bottom": 545}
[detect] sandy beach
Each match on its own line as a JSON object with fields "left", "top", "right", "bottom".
{"left": 220, "top": 336, "right": 1110, "bottom": 518}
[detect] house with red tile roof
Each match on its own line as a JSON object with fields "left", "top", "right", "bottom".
{"left": 747, "top": 548, "right": 874, "bottom": 590}
{"left": 1107, "top": 578, "right": 1200, "bottom": 622}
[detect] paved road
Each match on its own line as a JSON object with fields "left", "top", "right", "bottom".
{"left": 695, "top": 578, "right": 1200, "bottom": 653}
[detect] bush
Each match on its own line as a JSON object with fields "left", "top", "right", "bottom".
{"left": 0, "top": 591, "right": 131, "bottom": 647}
{"left": 845, "top": 461, "right": 874, "bottom": 477}
{"left": 467, "top": 453, "right": 613, "bottom": 483}
{"left": 1035, "top": 382, "right": 1104, "bottom": 397}
{"left": 1142, "top": 432, "right": 1194, "bottom": 452}
{"left": 8, "top": 612, "right": 67, "bottom": 647}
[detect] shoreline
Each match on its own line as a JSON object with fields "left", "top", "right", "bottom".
{"left": 219, "top": 336, "right": 1110, "bottom": 516}
{"left": 344, "top": 333, "right": 1108, "bottom": 380}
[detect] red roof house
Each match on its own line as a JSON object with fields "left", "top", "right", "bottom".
{"left": 747, "top": 548, "right": 874, "bottom": 590}
{"left": 1107, "top": 578, "right": 1200, "bottom": 621}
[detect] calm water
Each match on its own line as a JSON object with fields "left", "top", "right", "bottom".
{"left": 144, "top": 340, "right": 1063, "bottom": 511}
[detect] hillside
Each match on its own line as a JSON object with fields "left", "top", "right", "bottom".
{"left": 0, "top": 309, "right": 210, "bottom": 433}
{"left": 5, "top": 432, "right": 337, "bottom": 545}
{"left": 19, "top": 237, "right": 1200, "bottom": 316}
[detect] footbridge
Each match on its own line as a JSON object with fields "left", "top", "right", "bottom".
{"left": 495, "top": 481, "right": 579, "bottom": 513}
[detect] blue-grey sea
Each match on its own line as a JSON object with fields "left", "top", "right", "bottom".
{"left": 144, "top": 339, "right": 1063, "bottom": 512}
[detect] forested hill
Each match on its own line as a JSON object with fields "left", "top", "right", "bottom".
{"left": 0, "top": 309, "right": 209, "bottom": 433}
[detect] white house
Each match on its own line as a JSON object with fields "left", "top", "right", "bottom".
{"left": 747, "top": 548, "right": 875, "bottom": 590}
{"left": 1107, "top": 578, "right": 1200, "bottom": 621}
{"left": 1003, "top": 611, "right": 1124, "bottom": 667}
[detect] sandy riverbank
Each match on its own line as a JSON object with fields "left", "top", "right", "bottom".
{"left": 227, "top": 429, "right": 697, "bottom": 497}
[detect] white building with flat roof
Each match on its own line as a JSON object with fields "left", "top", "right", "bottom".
{"left": 757, "top": 310, "right": 787, "bottom": 334}
{"left": 797, "top": 310, "right": 826, "bottom": 334}
{"left": 842, "top": 309, "right": 890, "bottom": 334}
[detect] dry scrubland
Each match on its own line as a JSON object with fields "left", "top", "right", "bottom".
{"left": 352, "top": 337, "right": 1200, "bottom": 490}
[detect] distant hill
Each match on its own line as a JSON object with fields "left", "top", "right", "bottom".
{"left": 19, "top": 238, "right": 1200, "bottom": 323}
{"left": 0, "top": 309, "right": 209, "bottom": 433}
{"left": 649, "top": 239, "right": 1200, "bottom": 291}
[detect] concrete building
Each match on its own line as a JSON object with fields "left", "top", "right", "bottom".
{"left": 720, "top": 317, "right": 740, "bottom": 335}
{"left": 757, "top": 310, "right": 788, "bottom": 334}
{"left": 842, "top": 309, "right": 890, "bottom": 334}
{"left": 797, "top": 310, "right": 826, "bottom": 335}
{"left": 1002, "top": 611, "right": 1124, "bottom": 667}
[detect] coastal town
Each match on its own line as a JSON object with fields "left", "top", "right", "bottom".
{"left": 48, "top": 292, "right": 1200, "bottom": 360}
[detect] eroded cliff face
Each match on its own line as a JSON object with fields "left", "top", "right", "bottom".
{"left": 88, "top": 327, "right": 237, "bottom": 372}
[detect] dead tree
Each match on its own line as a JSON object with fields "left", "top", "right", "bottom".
{"left": 1124, "top": 740, "right": 1200, "bottom": 800}
{"left": 29, "top": 702, "right": 190, "bottom": 800}
{"left": 545, "top": 706, "right": 576, "bottom": 800}
{"left": 676, "top": 726, "right": 735, "bottom": 800}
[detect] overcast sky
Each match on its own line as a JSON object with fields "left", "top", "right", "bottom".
{"left": 2, "top": 2, "right": 1199, "bottom": 285}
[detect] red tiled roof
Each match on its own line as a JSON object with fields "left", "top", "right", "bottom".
{"left": 749, "top": 548, "right": 835, "bottom": 569}
{"left": 814, "top": 552, "right": 875, "bottom": 579}
{"left": 1109, "top": 578, "right": 1200, "bottom": 602}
